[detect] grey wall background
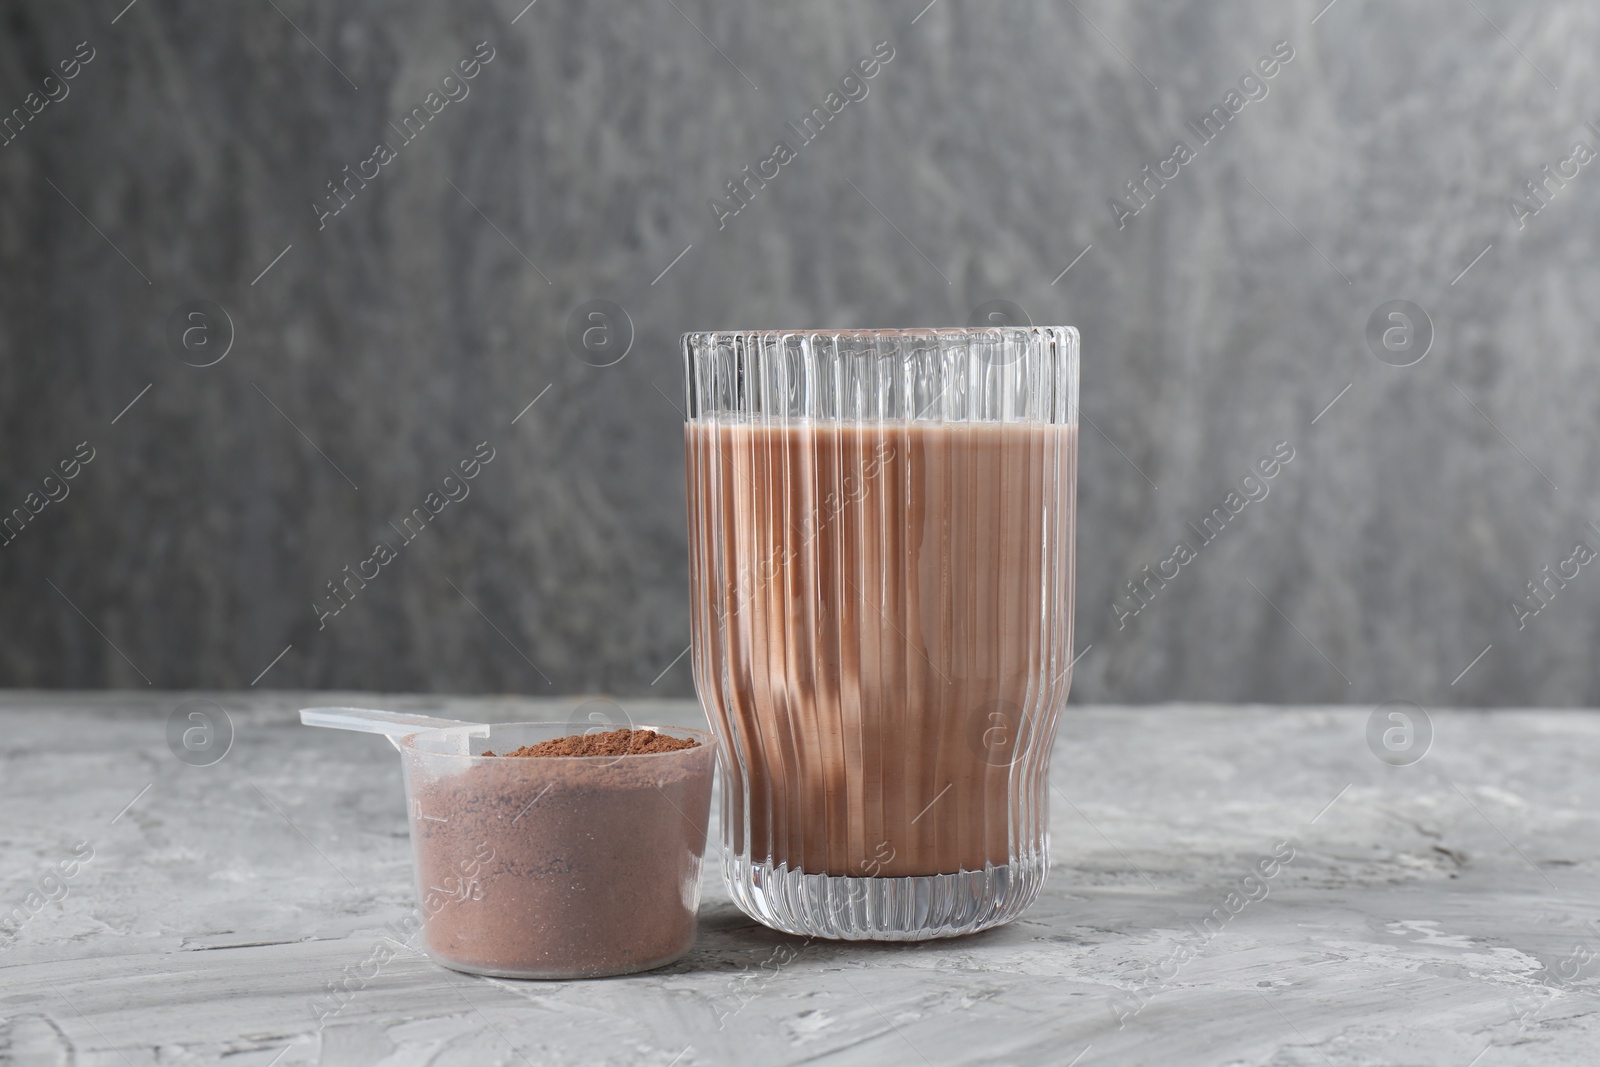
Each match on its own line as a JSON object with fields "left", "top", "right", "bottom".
{"left": 3, "top": 0, "right": 1598, "bottom": 705}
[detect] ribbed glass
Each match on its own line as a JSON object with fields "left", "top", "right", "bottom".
{"left": 683, "top": 327, "right": 1077, "bottom": 940}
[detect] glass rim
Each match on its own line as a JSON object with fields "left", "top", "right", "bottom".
{"left": 683, "top": 325, "right": 1076, "bottom": 342}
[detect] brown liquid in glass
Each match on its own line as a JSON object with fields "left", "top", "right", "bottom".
{"left": 687, "top": 421, "right": 1076, "bottom": 877}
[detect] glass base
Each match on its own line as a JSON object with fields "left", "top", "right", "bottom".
{"left": 723, "top": 849, "right": 1047, "bottom": 941}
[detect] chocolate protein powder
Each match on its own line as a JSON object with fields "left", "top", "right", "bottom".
{"left": 484, "top": 728, "right": 701, "bottom": 759}
{"left": 404, "top": 727, "right": 714, "bottom": 979}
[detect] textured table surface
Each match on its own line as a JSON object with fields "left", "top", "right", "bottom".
{"left": 2, "top": 692, "right": 1599, "bottom": 1066}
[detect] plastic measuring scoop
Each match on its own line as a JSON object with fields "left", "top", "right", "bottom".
{"left": 301, "top": 705, "right": 715, "bottom": 979}
{"left": 299, "top": 706, "right": 491, "bottom": 752}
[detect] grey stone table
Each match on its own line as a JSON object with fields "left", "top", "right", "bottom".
{"left": 3, "top": 692, "right": 1599, "bottom": 1066}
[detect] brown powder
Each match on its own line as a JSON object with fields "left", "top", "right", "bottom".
{"left": 484, "top": 728, "right": 701, "bottom": 759}
{"left": 405, "top": 734, "right": 714, "bottom": 979}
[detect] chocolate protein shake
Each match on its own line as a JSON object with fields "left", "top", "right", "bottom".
{"left": 686, "top": 421, "right": 1077, "bottom": 878}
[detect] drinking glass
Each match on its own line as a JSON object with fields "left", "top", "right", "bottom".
{"left": 684, "top": 327, "right": 1077, "bottom": 939}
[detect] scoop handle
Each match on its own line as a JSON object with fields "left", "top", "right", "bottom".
{"left": 299, "top": 706, "right": 490, "bottom": 740}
